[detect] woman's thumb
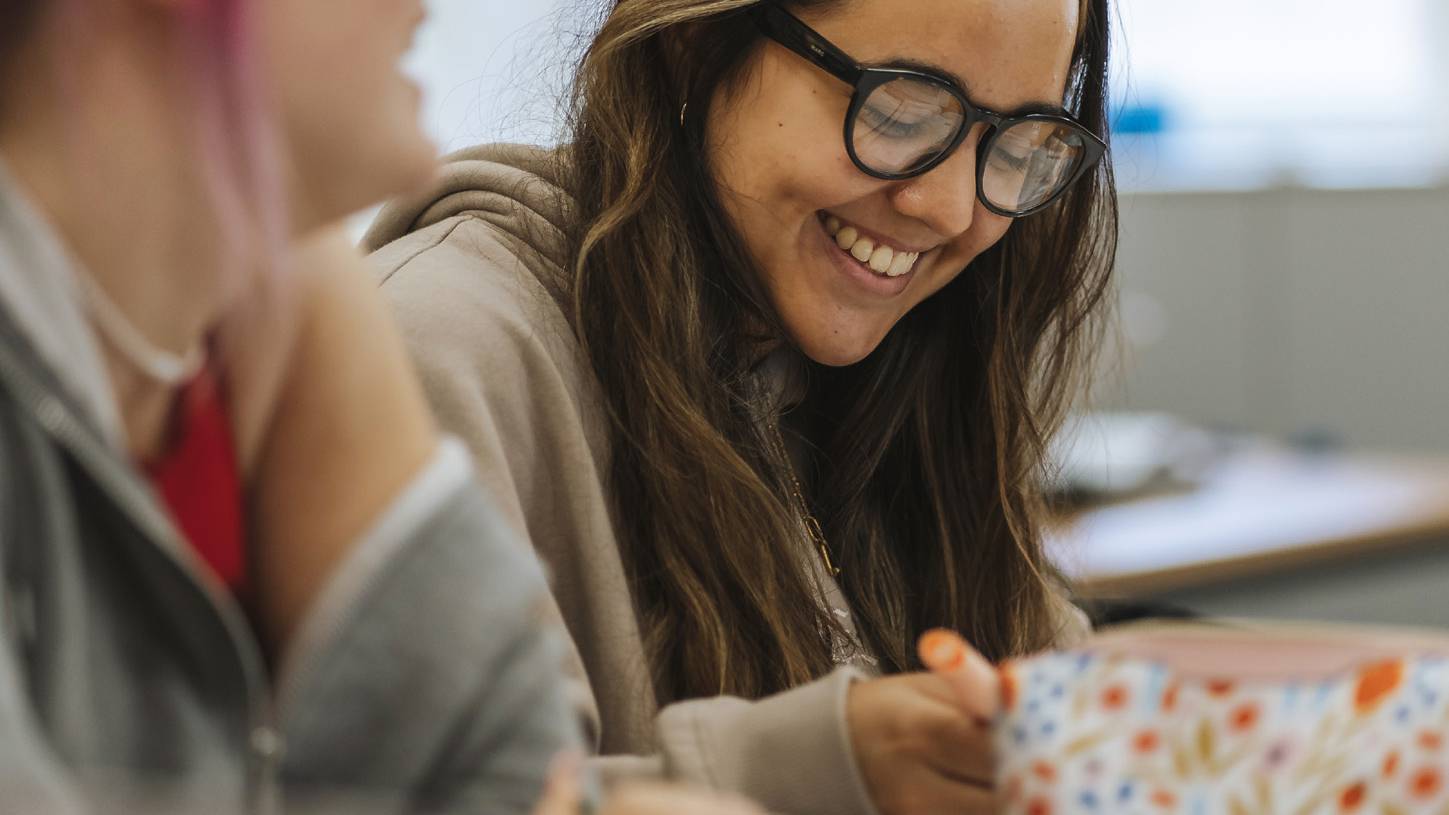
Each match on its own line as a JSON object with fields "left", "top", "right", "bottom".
{"left": 918, "top": 628, "right": 1002, "bottom": 721}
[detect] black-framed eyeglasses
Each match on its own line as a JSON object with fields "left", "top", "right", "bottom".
{"left": 751, "top": 3, "right": 1106, "bottom": 218}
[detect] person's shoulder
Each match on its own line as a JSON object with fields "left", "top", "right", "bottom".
{"left": 365, "top": 141, "right": 571, "bottom": 291}
{"left": 369, "top": 212, "right": 611, "bottom": 464}
{"left": 372, "top": 214, "right": 579, "bottom": 370}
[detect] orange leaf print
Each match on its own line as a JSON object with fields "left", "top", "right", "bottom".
{"left": 1032, "top": 761, "right": 1057, "bottom": 783}
{"left": 1026, "top": 797, "right": 1052, "bottom": 815}
{"left": 1383, "top": 750, "right": 1401, "bottom": 779}
{"left": 1353, "top": 660, "right": 1404, "bottom": 715}
{"left": 1162, "top": 682, "right": 1181, "bottom": 712}
{"left": 1418, "top": 730, "right": 1444, "bottom": 751}
{"left": 1338, "top": 782, "right": 1366, "bottom": 812}
{"left": 1151, "top": 790, "right": 1178, "bottom": 809}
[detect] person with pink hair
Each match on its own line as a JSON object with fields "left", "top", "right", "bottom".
{"left": 0, "top": 1, "right": 759, "bottom": 814}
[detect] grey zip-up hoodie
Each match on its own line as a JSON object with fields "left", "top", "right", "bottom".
{"left": 0, "top": 158, "right": 581, "bottom": 814}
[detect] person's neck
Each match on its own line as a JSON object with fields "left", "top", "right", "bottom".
{"left": 0, "top": 37, "right": 240, "bottom": 458}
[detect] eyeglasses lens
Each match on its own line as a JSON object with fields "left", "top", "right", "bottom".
{"left": 851, "top": 76, "right": 964, "bottom": 176}
{"left": 852, "top": 76, "right": 1087, "bottom": 214}
{"left": 980, "top": 120, "right": 1086, "bottom": 213}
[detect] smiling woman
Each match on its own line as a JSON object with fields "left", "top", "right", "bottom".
{"left": 366, "top": 0, "right": 1117, "bottom": 813}
{"left": 714, "top": 0, "right": 1106, "bottom": 365}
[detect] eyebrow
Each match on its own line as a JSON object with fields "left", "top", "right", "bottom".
{"left": 874, "top": 57, "right": 1070, "bottom": 117}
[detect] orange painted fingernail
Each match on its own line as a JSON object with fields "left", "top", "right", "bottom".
{"left": 919, "top": 629, "right": 968, "bottom": 671}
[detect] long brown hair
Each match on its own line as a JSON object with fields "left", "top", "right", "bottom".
{"left": 561, "top": 0, "right": 1117, "bottom": 704}
{"left": 0, "top": 0, "right": 42, "bottom": 77}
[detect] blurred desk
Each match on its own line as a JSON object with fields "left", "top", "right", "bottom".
{"left": 1048, "top": 447, "right": 1449, "bottom": 627}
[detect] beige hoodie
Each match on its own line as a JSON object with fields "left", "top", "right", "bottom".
{"left": 363, "top": 143, "right": 1089, "bottom": 815}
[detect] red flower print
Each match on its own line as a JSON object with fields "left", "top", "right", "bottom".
{"left": 1026, "top": 797, "right": 1052, "bottom": 815}
{"left": 1031, "top": 761, "right": 1057, "bottom": 783}
{"left": 1384, "top": 750, "right": 1401, "bottom": 779}
{"left": 1418, "top": 730, "right": 1444, "bottom": 751}
{"left": 1206, "top": 679, "right": 1235, "bottom": 697}
{"left": 1133, "top": 730, "right": 1161, "bottom": 754}
{"left": 1229, "top": 702, "right": 1261, "bottom": 733}
{"left": 1338, "top": 782, "right": 1366, "bottom": 812}
{"left": 1101, "top": 684, "right": 1129, "bottom": 711}
{"left": 1410, "top": 768, "right": 1442, "bottom": 799}
{"left": 1353, "top": 660, "right": 1404, "bottom": 715}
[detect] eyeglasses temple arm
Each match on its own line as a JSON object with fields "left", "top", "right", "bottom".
{"left": 751, "top": 4, "right": 863, "bottom": 85}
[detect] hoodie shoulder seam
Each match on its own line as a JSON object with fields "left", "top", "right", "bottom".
{"left": 374, "top": 216, "right": 473, "bottom": 287}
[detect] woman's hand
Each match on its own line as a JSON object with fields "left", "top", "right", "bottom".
{"left": 533, "top": 754, "right": 765, "bottom": 815}
{"left": 847, "top": 631, "right": 1002, "bottom": 815}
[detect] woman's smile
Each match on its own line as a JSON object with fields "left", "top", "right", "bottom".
{"left": 823, "top": 212, "right": 934, "bottom": 277}
{"left": 813, "top": 211, "right": 930, "bottom": 298}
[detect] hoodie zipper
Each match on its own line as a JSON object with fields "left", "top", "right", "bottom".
{"left": 0, "top": 343, "right": 282, "bottom": 812}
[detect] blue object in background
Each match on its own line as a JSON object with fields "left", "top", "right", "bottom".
{"left": 1112, "top": 101, "right": 1170, "bottom": 136}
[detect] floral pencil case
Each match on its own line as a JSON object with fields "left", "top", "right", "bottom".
{"left": 995, "top": 622, "right": 1449, "bottom": 815}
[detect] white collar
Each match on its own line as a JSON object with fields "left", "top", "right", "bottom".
{"left": 0, "top": 154, "right": 127, "bottom": 450}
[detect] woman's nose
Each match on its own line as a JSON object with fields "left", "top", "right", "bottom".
{"left": 888, "top": 128, "right": 987, "bottom": 239}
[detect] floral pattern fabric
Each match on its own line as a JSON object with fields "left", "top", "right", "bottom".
{"left": 996, "top": 651, "right": 1449, "bottom": 814}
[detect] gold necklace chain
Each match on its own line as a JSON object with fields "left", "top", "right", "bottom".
{"left": 766, "top": 418, "right": 840, "bottom": 577}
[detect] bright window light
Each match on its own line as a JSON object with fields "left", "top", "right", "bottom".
{"left": 1110, "top": 0, "right": 1449, "bottom": 190}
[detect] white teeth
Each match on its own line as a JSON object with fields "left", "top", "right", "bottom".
{"left": 824, "top": 214, "right": 923, "bottom": 278}
{"left": 868, "top": 245, "right": 894, "bottom": 274}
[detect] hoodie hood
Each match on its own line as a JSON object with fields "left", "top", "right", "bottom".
{"left": 366, "top": 142, "right": 820, "bottom": 410}
{"left": 362, "top": 143, "right": 573, "bottom": 275}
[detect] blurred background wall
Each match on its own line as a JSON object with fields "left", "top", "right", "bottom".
{"left": 402, "top": 0, "right": 571, "bottom": 153}
{"left": 1106, "top": 0, "right": 1449, "bottom": 454}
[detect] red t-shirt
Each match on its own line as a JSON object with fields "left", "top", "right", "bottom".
{"left": 143, "top": 367, "right": 247, "bottom": 594}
